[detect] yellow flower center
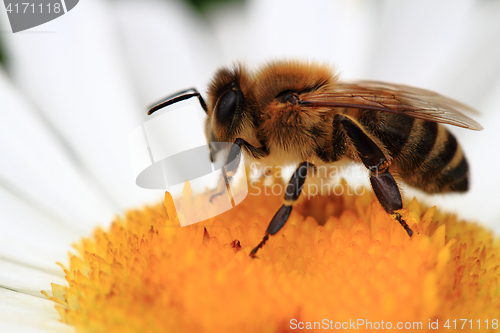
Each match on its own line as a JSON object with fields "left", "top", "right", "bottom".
{"left": 43, "top": 182, "right": 500, "bottom": 332}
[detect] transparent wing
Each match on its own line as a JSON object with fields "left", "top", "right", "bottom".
{"left": 300, "top": 80, "right": 483, "bottom": 130}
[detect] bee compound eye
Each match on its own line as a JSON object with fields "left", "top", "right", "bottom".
{"left": 216, "top": 89, "right": 239, "bottom": 124}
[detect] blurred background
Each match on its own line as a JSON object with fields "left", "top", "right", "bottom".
{"left": 1, "top": 0, "right": 500, "bottom": 249}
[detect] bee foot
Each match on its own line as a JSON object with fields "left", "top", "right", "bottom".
{"left": 391, "top": 212, "right": 413, "bottom": 237}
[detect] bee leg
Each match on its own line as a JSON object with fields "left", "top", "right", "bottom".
{"left": 335, "top": 114, "right": 413, "bottom": 237}
{"left": 208, "top": 177, "right": 228, "bottom": 202}
{"left": 209, "top": 139, "right": 269, "bottom": 202}
{"left": 209, "top": 139, "right": 244, "bottom": 202}
{"left": 370, "top": 170, "right": 413, "bottom": 237}
{"left": 250, "top": 162, "right": 314, "bottom": 258}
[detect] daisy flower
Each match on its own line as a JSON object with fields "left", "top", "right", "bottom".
{"left": 1, "top": 0, "right": 500, "bottom": 332}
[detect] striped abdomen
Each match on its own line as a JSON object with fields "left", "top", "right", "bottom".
{"left": 351, "top": 109, "right": 469, "bottom": 194}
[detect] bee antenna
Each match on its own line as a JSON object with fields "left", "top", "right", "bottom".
{"left": 147, "top": 88, "right": 208, "bottom": 115}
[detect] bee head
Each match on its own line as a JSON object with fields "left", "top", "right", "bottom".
{"left": 205, "top": 65, "right": 258, "bottom": 143}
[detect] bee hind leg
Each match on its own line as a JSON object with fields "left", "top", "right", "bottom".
{"left": 335, "top": 114, "right": 413, "bottom": 237}
{"left": 250, "top": 161, "right": 314, "bottom": 258}
{"left": 370, "top": 170, "right": 413, "bottom": 237}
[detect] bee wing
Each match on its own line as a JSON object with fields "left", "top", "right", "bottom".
{"left": 300, "top": 80, "right": 483, "bottom": 130}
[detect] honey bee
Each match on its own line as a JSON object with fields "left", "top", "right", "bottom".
{"left": 148, "top": 60, "right": 483, "bottom": 257}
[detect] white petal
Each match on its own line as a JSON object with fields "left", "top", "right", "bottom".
{"left": 238, "top": 0, "right": 372, "bottom": 77}
{"left": 205, "top": 2, "right": 248, "bottom": 67}
{"left": 1, "top": 0, "right": 163, "bottom": 211}
{"left": 0, "top": 259, "right": 66, "bottom": 298}
{"left": 0, "top": 186, "right": 76, "bottom": 275}
{"left": 0, "top": 288, "right": 72, "bottom": 333}
{"left": 0, "top": 68, "right": 115, "bottom": 234}
{"left": 434, "top": 0, "right": 500, "bottom": 107}
{"left": 113, "top": 0, "right": 219, "bottom": 108}
{"left": 366, "top": 0, "right": 474, "bottom": 86}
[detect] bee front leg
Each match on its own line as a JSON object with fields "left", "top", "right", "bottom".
{"left": 209, "top": 139, "right": 244, "bottom": 202}
{"left": 250, "top": 161, "right": 314, "bottom": 258}
{"left": 210, "top": 138, "right": 269, "bottom": 202}
{"left": 335, "top": 114, "right": 413, "bottom": 237}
